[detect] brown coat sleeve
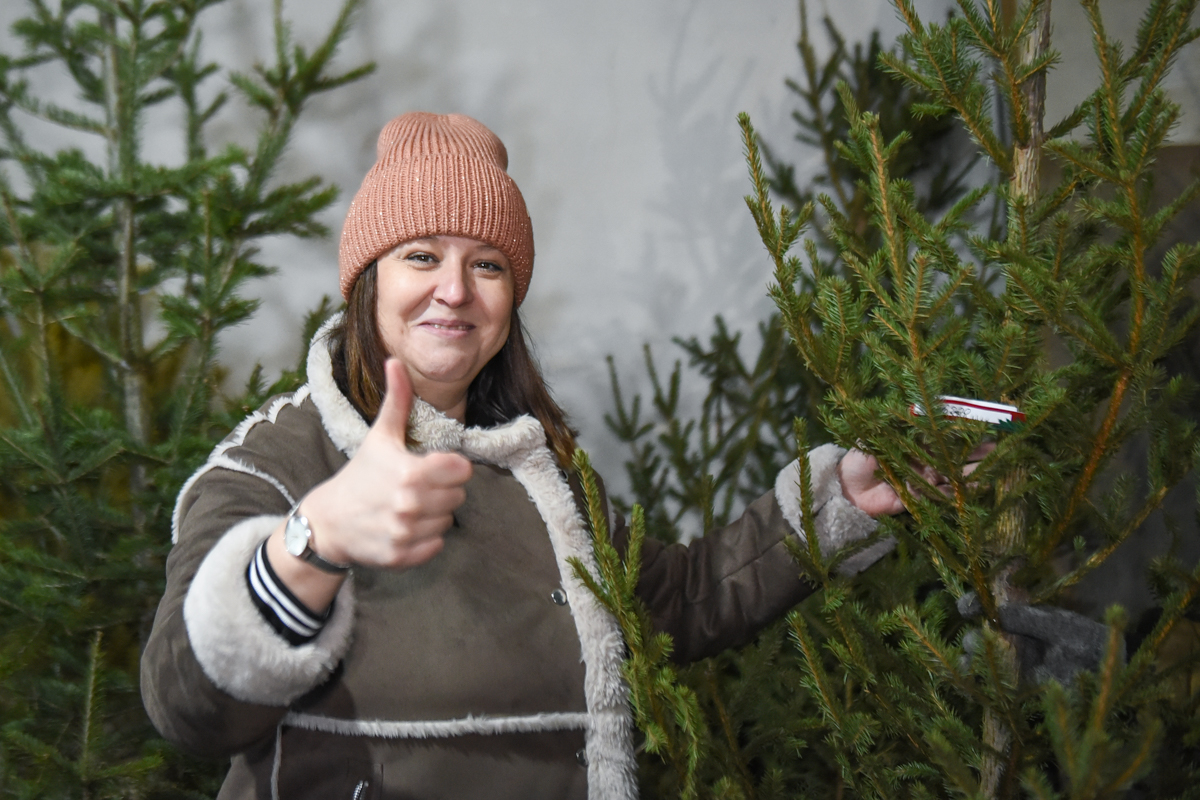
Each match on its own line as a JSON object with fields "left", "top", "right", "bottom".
{"left": 603, "top": 443, "right": 882, "bottom": 664}
{"left": 619, "top": 490, "right": 815, "bottom": 663}
{"left": 141, "top": 396, "right": 354, "bottom": 758}
{"left": 140, "top": 468, "right": 295, "bottom": 757}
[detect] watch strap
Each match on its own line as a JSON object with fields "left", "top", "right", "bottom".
{"left": 286, "top": 506, "right": 350, "bottom": 574}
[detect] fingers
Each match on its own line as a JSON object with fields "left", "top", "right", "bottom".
{"left": 841, "top": 449, "right": 910, "bottom": 517}
{"left": 365, "top": 517, "right": 450, "bottom": 569}
{"left": 373, "top": 358, "right": 414, "bottom": 442}
{"left": 342, "top": 496, "right": 459, "bottom": 570}
{"left": 967, "top": 441, "right": 997, "bottom": 461}
{"left": 838, "top": 449, "right": 880, "bottom": 496}
{"left": 877, "top": 489, "right": 906, "bottom": 517}
{"left": 420, "top": 451, "right": 473, "bottom": 487}
{"left": 363, "top": 453, "right": 468, "bottom": 568}
{"left": 843, "top": 439, "right": 994, "bottom": 514}
{"left": 393, "top": 484, "right": 467, "bottom": 518}
{"left": 905, "top": 458, "right": 951, "bottom": 499}
{"left": 911, "top": 461, "right": 940, "bottom": 485}
{"left": 387, "top": 454, "right": 471, "bottom": 520}
{"left": 399, "top": 536, "right": 446, "bottom": 568}
{"left": 906, "top": 439, "right": 996, "bottom": 494}
{"left": 309, "top": 433, "right": 472, "bottom": 571}
{"left": 862, "top": 488, "right": 906, "bottom": 517}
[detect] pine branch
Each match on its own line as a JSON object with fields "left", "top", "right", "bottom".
{"left": 570, "top": 449, "right": 710, "bottom": 797}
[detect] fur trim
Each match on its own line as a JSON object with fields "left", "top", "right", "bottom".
{"left": 398, "top": 405, "right": 636, "bottom": 800}
{"left": 304, "top": 313, "right": 534, "bottom": 458}
{"left": 296, "top": 323, "right": 635, "bottom": 797}
{"left": 775, "top": 444, "right": 890, "bottom": 576}
{"left": 282, "top": 711, "right": 590, "bottom": 739}
{"left": 495, "top": 436, "right": 637, "bottom": 800}
{"left": 209, "top": 455, "right": 297, "bottom": 507}
{"left": 271, "top": 726, "right": 283, "bottom": 800}
{"left": 183, "top": 515, "right": 355, "bottom": 706}
{"left": 459, "top": 415, "right": 547, "bottom": 461}
{"left": 171, "top": 389, "right": 311, "bottom": 543}
{"left": 775, "top": 443, "right": 842, "bottom": 526}
{"left": 306, "top": 313, "right": 370, "bottom": 458}
{"left": 407, "top": 397, "right": 468, "bottom": 452}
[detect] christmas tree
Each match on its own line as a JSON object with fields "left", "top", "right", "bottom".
{"left": 587, "top": 0, "right": 1200, "bottom": 797}
{"left": 0, "top": 0, "right": 368, "bottom": 794}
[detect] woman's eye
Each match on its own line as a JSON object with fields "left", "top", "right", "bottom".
{"left": 406, "top": 251, "right": 436, "bottom": 264}
{"left": 475, "top": 260, "right": 504, "bottom": 273}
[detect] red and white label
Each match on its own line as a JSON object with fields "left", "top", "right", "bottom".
{"left": 910, "top": 395, "right": 1025, "bottom": 425}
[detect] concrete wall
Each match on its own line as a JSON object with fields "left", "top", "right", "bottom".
{"left": 1, "top": 0, "right": 1196, "bottom": 499}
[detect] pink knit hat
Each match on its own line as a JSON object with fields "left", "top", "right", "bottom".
{"left": 338, "top": 112, "right": 535, "bottom": 304}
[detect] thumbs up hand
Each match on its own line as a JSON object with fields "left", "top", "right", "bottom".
{"left": 300, "top": 358, "right": 473, "bottom": 570}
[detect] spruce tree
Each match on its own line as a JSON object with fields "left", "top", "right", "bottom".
{"left": 0, "top": 1, "right": 369, "bottom": 795}
{"left": 598, "top": 6, "right": 985, "bottom": 797}
{"left": 589, "top": 1, "right": 1200, "bottom": 797}
{"left": 606, "top": 2, "right": 978, "bottom": 549}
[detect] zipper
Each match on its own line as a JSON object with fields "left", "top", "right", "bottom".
{"left": 351, "top": 780, "right": 369, "bottom": 800}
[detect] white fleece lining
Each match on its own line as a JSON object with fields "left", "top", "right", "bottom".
{"left": 183, "top": 515, "right": 356, "bottom": 706}
{"left": 469, "top": 428, "right": 637, "bottom": 800}
{"left": 171, "top": 388, "right": 311, "bottom": 542}
{"left": 210, "top": 455, "right": 296, "bottom": 506}
{"left": 306, "top": 313, "right": 369, "bottom": 458}
{"left": 302, "top": 331, "right": 638, "bottom": 796}
{"left": 384, "top": 404, "right": 636, "bottom": 800}
{"left": 282, "top": 710, "right": 591, "bottom": 738}
{"left": 217, "top": 324, "right": 635, "bottom": 797}
{"left": 774, "top": 443, "right": 842, "bottom": 532}
{"left": 271, "top": 726, "right": 283, "bottom": 800}
{"left": 774, "top": 444, "right": 892, "bottom": 576}
{"left": 171, "top": 322, "right": 895, "bottom": 796}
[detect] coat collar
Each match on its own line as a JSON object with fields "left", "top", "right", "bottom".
{"left": 306, "top": 313, "right": 546, "bottom": 465}
{"left": 303, "top": 313, "right": 637, "bottom": 798}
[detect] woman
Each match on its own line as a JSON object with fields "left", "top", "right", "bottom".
{"left": 141, "top": 112, "right": 903, "bottom": 800}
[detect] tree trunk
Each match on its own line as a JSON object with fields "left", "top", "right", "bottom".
{"left": 103, "top": 12, "right": 149, "bottom": 530}
{"left": 980, "top": 1, "right": 1052, "bottom": 796}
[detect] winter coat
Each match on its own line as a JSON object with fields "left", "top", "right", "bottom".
{"left": 140, "top": 318, "right": 881, "bottom": 800}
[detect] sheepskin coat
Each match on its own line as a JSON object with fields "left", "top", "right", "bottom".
{"left": 140, "top": 319, "right": 878, "bottom": 800}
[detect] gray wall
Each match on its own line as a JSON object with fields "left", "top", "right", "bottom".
{"left": 2, "top": 0, "right": 1196, "bottom": 500}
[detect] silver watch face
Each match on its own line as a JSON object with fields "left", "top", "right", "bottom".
{"left": 284, "top": 513, "right": 310, "bottom": 557}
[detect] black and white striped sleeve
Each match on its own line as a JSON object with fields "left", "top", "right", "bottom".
{"left": 245, "top": 540, "right": 332, "bottom": 646}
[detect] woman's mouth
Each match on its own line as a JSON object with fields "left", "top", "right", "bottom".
{"left": 420, "top": 319, "right": 474, "bottom": 333}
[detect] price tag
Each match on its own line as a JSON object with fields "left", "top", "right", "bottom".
{"left": 910, "top": 396, "right": 1025, "bottom": 427}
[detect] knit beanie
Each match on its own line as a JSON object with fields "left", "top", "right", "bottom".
{"left": 338, "top": 112, "right": 536, "bottom": 304}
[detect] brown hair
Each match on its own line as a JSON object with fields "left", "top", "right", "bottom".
{"left": 328, "top": 262, "right": 577, "bottom": 467}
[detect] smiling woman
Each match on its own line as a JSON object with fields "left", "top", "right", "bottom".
{"left": 374, "top": 236, "right": 514, "bottom": 418}
{"left": 139, "top": 111, "right": 918, "bottom": 800}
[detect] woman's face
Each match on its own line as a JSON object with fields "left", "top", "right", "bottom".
{"left": 375, "top": 235, "right": 514, "bottom": 417}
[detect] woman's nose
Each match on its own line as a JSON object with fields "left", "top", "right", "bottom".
{"left": 432, "top": 259, "right": 470, "bottom": 306}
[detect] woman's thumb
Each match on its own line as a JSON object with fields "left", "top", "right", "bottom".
{"left": 374, "top": 358, "right": 413, "bottom": 440}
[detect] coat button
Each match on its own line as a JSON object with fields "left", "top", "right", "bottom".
{"left": 576, "top": 748, "right": 588, "bottom": 767}
{"left": 550, "top": 589, "right": 568, "bottom": 606}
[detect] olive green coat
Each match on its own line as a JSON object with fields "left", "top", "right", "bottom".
{"left": 140, "top": 318, "right": 879, "bottom": 800}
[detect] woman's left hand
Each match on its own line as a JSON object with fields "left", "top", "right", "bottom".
{"left": 838, "top": 444, "right": 995, "bottom": 518}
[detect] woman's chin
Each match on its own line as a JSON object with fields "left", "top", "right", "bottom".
{"left": 407, "top": 362, "right": 481, "bottom": 399}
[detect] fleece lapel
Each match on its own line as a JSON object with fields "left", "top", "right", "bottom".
{"left": 304, "top": 318, "right": 637, "bottom": 799}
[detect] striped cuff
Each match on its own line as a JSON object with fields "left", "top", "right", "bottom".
{"left": 245, "top": 540, "right": 332, "bottom": 646}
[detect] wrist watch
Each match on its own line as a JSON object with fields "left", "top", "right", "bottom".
{"left": 283, "top": 505, "right": 350, "bottom": 574}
